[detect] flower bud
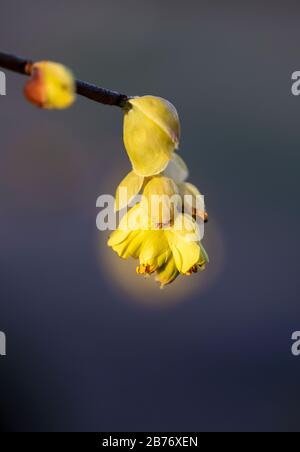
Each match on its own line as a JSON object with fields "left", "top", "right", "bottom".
{"left": 123, "top": 96, "right": 180, "bottom": 177}
{"left": 24, "top": 61, "right": 76, "bottom": 109}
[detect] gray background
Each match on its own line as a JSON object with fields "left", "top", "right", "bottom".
{"left": 0, "top": 0, "right": 299, "bottom": 432}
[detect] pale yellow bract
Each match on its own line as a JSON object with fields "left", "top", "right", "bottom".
{"left": 123, "top": 96, "right": 180, "bottom": 177}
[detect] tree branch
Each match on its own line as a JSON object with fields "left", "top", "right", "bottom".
{"left": 0, "top": 51, "right": 129, "bottom": 108}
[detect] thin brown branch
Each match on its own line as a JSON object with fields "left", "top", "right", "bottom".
{"left": 0, "top": 51, "right": 129, "bottom": 108}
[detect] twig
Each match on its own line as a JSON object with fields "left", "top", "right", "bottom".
{"left": 0, "top": 51, "right": 129, "bottom": 108}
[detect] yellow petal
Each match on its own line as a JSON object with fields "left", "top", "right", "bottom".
{"left": 108, "top": 204, "right": 140, "bottom": 247}
{"left": 155, "top": 255, "right": 179, "bottom": 287}
{"left": 138, "top": 231, "right": 171, "bottom": 270}
{"left": 124, "top": 96, "right": 180, "bottom": 177}
{"left": 115, "top": 171, "right": 144, "bottom": 212}
{"left": 185, "top": 243, "right": 209, "bottom": 275}
{"left": 179, "top": 182, "right": 206, "bottom": 220}
{"left": 108, "top": 229, "right": 145, "bottom": 259}
{"left": 165, "top": 214, "right": 201, "bottom": 274}
{"left": 108, "top": 205, "right": 146, "bottom": 259}
{"left": 141, "top": 176, "right": 179, "bottom": 228}
{"left": 24, "top": 61, "right": 76, "bottom": 110}
{"left": 110, "top": 203, "right": 142, "bottom": 236}
{"left": 129, "top": 96, "right": 180, "bottom": 145}
{"left": 164, "top": 153, "right": 189, "bottom": 184}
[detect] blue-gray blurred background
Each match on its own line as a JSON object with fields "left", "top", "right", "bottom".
{"left": 0, "top": 0, "right": 299, "bottom": 432}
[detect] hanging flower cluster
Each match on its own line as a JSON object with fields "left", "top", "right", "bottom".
{"left": 21, "top": 61, "right": 209, "bottom": 288}
{"left": 109, "top": 96, "right": 209, "bottom": 288}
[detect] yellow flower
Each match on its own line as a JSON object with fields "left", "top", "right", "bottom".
{"left": 24, "top": 61, "right": 76, "bottom": 109}
{"left": 164, "top": 153, "right": 207, "bottom": 222}
{"left": 141, "top": 176, "right": 179, "bottom": 228}
{"left": 155, "top": 255, "right": 179, "bottom": 287}
{"left": 108, "top": 204, "right": 209, "bottom": 287}
{"left": 112, "top": 94, "right": 209, "bottom": 288}
{"left": 136, "top": 230, "right": 172, "bottom": 275}
{"left": 123, "top": 96, "right": 180, "bottom": 177}
{"left": 114, "top": 153, "right": 207, "bottom": 220}
{"left": 115, "top": 171, "right": 145, "bottom": 212}
{"left": 115, "top": 172, "right": 180, "bottom": 227}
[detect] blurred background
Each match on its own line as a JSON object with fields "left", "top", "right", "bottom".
{"left": 0, "top": 0, "right": 299, "bottom": 432}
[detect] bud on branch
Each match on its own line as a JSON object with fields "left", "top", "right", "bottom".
{"left": 0, "top": 51, "right": 209, "bottom": 288}
{"left": 0, "top": 51, "right": 129, "bottom": 108}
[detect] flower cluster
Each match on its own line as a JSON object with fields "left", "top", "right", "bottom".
{"left": 21, "top": 61, "right": 209, "bottom": 288}
{"left": 109, "top": 96, "right": 209, "bottom": 288}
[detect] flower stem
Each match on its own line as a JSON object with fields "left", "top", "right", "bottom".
{"left": 0, "top": 51, "right": 129, "bottom": 108}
